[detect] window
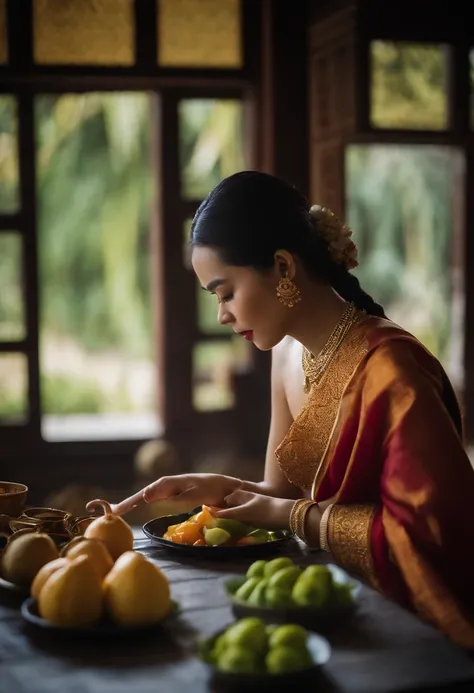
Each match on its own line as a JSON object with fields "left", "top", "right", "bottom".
{"left": 370, "top": 42, "right": 448, "bottom": 130}
{"left": 197, "top": 280, "right": 231, "bottom": 335}
{"left": 345, "top": 144, "right": 464, "bottom": 388}
{"left": 35, "top": 93, "right": 160, "bottom": 441}
{"left": 192, "top": 337, "right": 252, "bottom": 412}
{"left": 0, "top": 353, "right": 28, "bottom": 424}
{"left": 0, "top": 0, "right": 262, "bottom": 463}
{"left": 193, "top": 340, "right": 235, "bottom": 411}
{"left": 158, "top": 0, "right": 242, "bottom": 68}
{"left": 178, "top": 96, "right": 252, "bottom": 412}
{"left": 0, "top": 233, "right": 24, "bottom": 341}
{"left": 179, "top": 99, "right": 246, "bottom": 200}
{"left": 0, "top": 96, "right": 20, "bottom": 213}
{"left": 33, "top": 0, "right": 134, "bottom": 66}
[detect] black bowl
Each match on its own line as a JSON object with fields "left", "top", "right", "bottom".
{"left": 21, "top": 597, "right": 179, "bottom": 640}
{"left": 0, "top": 575, "right": 29, "bottom": 595}
{"left": 224, "top": 563, "right": 361, "bottom": 631}
{"left": 198, "top": 625, "right": 331, "bottom": 690}
{"left": 142, "top": 511, "right": 294, "bottom": 559}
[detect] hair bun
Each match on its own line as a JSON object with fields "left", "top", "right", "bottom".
{"left": 308, "top": 205, "right": 359, "bottom": 270}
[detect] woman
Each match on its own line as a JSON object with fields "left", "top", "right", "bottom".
{"left": 115, "top": 171, "right": 474, "bottom": 648}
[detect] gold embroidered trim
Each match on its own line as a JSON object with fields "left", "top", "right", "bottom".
{"left": 327, "top": 503, "right": 378, "bottom": 585}
{"left": 275, "top": 316, "right": 370, "bottom": 491}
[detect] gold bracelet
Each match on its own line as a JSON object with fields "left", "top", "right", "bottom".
{"left": 319, "top": 503, "right": 335, "bottom": 552}
{"left": 289, "top": 498, "right": 320, "bottom": 544}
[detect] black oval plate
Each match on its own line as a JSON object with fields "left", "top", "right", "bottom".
{"left": 21, "top": 597, "right": 179, "bottom": 639}
{"left": 142, "top": 512, "right": 293, "bottom": 558}
{"left": 225, "top": 563, "right": 361, "bottom": 630}
{"left": 199, "top": 626, "right": 331, "bottom": 688}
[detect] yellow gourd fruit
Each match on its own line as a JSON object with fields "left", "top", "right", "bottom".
{"left": 31, "top": 557, "right": 69, "bottom": 600}
{"left": 38, "top": 555, "right": 103, "bottom": 628}
{"left": 103, "top": 550, "right": 171, "bottom": 627}
{"left": 1, "top": 532, "right": 59, "bottom": 586}
{"left": 62, "top": 537, "right": 113, "bottom": 579}
{"left": 84, "top": 499, "right": 134, "bottom": 561}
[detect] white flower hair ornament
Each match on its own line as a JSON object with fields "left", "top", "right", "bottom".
{"left": 309, "top": 205, "right": 359, "bottom": 271}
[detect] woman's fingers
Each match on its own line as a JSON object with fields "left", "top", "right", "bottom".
{"left": 110, "top": 474, "right": 245, "bottom": 517}
{"left": 213, "top": 490, "right": 254, "bottom": 519}
{"left": 214, "top": 503, "right": 251, "bottom": 520}
{"left": 223, "top": 489, "right": 254, "bottom": 506}
{"left": 111, "top": 476, "right": 191, "bottom": 516}
{"left": 110, "top": 489, "right": 146, "bottom": 516}
{"left": 143, "top": 475, "right": 193, "bottom": 503}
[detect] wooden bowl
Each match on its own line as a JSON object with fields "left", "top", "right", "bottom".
{"left": 0, "top": 482, "right": 28, "bottom": 517}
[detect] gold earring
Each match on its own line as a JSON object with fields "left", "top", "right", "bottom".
{"left": 276, "top": 274, "right": 301, "bottom": 308}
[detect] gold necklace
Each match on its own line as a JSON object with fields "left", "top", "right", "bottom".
{"left": 301, "top": 302, "right": 362, "bottom": 393}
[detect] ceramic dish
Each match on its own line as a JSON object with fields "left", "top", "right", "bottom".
{"left": 143, "top": 512, "right": 293, "bottom": 559}
{"left": 21, "top": 597, "right": 180, "bottom": 639}
{"left": 198, "top": 625, "right": 331, "bottom": 689}
{"left": 224, "top": 563, "right": 361, "bottom": 630}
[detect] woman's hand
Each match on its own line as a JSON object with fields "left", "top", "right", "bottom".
{"left": 215, "top": 490, "right": 340, "bottom": 542}
{"left": 112, "top": 474, "right": 243, "bottom": 516}
{"left": 215, "top": 490, "right": 294, "bottom": 530}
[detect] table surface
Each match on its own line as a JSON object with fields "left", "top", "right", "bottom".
{"left": 1, "top": 530, "right": 474, "bottom": 693}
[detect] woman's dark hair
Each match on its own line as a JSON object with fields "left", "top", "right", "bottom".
{"left": 191, "top": 170, "right": 386, "bottom": 318}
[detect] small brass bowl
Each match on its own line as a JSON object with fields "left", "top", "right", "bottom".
{"left": 22, "top": 507, "right": 71, "bottom": 536}
{"left": 9, "top": 517, "right": 43, "bottom": 533}
{"left": 65, "top": 515, "right": 96, "bottom": 537}
{"left": 0, "top": 482, "right": 28, "bottom": 517}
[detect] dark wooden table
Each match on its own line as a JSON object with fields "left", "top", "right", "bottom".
{"left": 1, "top": 530, "right": 474, "bottom": 693}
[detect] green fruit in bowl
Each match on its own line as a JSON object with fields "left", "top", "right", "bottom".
{"left": 225, "top": 617, "right": 268, "bottom": 655}
{"left": 215, "top": 518, "right": 251, "bottom": 539}
{"left": 300, "top": 565, "right": 332, "bottom": 595}
{"left": 217, "top": 646, "right": 260, "bottom": 674}
{"left": 300, "top": 564, "right": 332, "bottom": 583}
{"left": 265, "top": 585, "right": 294, "bottom": 608}
{"left": 265, "top": 645, "right": 313, "bottom": 674}
{"left": 247, "top": 579, "right": 268, "bottom": 606}
{"left": 266, "top": 624, "right": 278, "bottom": 638}
{"left": 263, "top": 557, "right": 295, "bottom": 578}
{"left": 333, "top": 582, "right": 355, "bottom": 606}
{"left": 234, "top": 577, "right": 261, "bottom": 601}
{"left": 246, "top": 529, "right": 271, "bottom": 544}
{"left": 267, "top": 566, "right": 301, "bottom": 591}
{"left": 268, "top": 624, "right": 308, "bottom": 650}
{"left": 211, "top": 633, "right": 228, "bottom": 662}
{"left": 246, "top": 559, "right": 267, "bottom": 579}
{"left": 204, "top": 527, "right": 231, "bottom": 547}
{"left": 292, "top": 571, "right": 332, "bottom": 607}
{"left": 226, "top": 576, "right": 247, "bottom": 595}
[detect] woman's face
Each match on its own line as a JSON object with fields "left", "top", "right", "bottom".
{"left": 191, "top": 246, "right": 293, "bottom": 351}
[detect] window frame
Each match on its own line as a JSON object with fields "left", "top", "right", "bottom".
{"left": 0, "top": 0, "right": 263, "bottom": 466}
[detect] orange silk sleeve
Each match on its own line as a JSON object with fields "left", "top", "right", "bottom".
{"left": 324, "top": 339, "right": 474, "bottom": 648}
